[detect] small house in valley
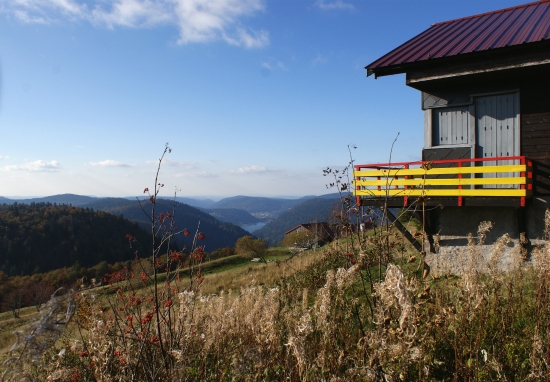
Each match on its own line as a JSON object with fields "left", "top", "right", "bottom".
{"left": 354, "top": 0, "right": 550, "bottom": 249}
{"left": 284, "top": 222, "right": 335, "bottom": 248}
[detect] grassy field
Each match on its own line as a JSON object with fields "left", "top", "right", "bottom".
{"left": 0, "top": 244, "right": 326, "bottom": 362}
{"left": 0, "top": 306, "right": 38, "bottom": 366}
{"left": 1, "top": 225, "right": 439, "bottom": 380}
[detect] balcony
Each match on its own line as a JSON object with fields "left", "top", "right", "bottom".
{"left": 353, "top": 156, "right": 533, "bottom": 208}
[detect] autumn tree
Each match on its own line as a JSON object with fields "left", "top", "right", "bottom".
{"left": 25, "top": 282, "right": 55, "bottom": 311}
{"left": 235, "top": 236, "right": 268, "bottom": 263}
{"left": 3, "top": 288, "right": 25, "bottom": 318}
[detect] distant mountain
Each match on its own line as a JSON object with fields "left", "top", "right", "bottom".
{"left": 82, "top": 197, "right": 250, "bottom": 252}
{"left": 298, "top": 193, "right": 340, "bottom": 200}
{"left": 80, "top": 197, "right": 136, "bottom": 211}
{"left": 199, "top": 208, "right": 261, "bottom": 226}
{"left": 124, "top": 196, "right": 217, "bottom": 209}
{"left": 174, "top": 197, "right": 216, "bottom": 208}
{"left": 0, "top": 203, "right": 154, "bottom": 276}
{"left": 211, "top": 196, "right": 306, "bottom": 219}
{"left": 0, "top": 196, "right": 13, "bottom": 204}
{"left": 315, "top": 193, "right": 342, "bottom": 199}
{"left": 254, "top": 197, "right": 340, "bottom": 246}
{"left": 3, "top": 194, "right": 97, "bottom": 206}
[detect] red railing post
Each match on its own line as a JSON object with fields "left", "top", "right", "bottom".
{"left": 458, "top": 161, "right": 463, "bottom": 207}
{"left": 355, "top": 166, "right": 361, "bottom": 207}
{"left": 404, "top": 164, "right": 409, "bottom": 207}
{"left": 520, "top": 157, "right": 526, "bottom": 207}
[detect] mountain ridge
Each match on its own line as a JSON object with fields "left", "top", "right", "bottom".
{"left": 254, "top": 197, "right": 340, "bottom": 246}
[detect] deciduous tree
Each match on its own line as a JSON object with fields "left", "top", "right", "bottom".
{"left": 3, "top": 288, "right": 24, "bottom": 318}
{"left": 235, "top": 236, "right": 268, "bottom": 263}
{"left": 25, "top": 282, "right": 55, "bottom": 311}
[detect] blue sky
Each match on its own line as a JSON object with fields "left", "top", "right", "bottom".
{"left": 0, "top": 0, "right": 522, "bottom": 198}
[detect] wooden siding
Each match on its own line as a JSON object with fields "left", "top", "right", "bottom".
{"left": 522, "top": 113, "right": 550, "bottom": 156}
{"left": 521, "top": 76, "right": 550, "bottom": 195}
{"left": 422, "top": 147, "right": 471, "bottom": 162}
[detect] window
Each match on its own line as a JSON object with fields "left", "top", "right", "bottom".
{"left": 432, "top": 106, "right": 470, "bottom": 146}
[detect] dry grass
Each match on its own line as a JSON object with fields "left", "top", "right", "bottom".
{"left": 0, "top": 307, "right": 38, "bottom": 364}
{"left": 200, "top": 248, "right": 325, "bottom": 295}
{"left": 3, "top": 217, "right": 550, "bottom": 381}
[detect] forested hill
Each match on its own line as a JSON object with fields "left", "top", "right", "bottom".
{"left": 198, "top": 207, "right": 260, "bottom": 225}
{"left": 210, "top": 196, "right": 305, "bottom": 219}
{"left": 0, "top": 203, "right": 153, "bottom": 277}
{"left": 254, "top": 197, "right": 340, "bottom": 246}
{"left": 81, "top": 198, "right": 251, "bottom": 253}
{"left": 6, "top": 193, "right": 97, "bottom": 206}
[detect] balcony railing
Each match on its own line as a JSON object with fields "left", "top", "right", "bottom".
{"left": 353, "top": 156, "right": 533, "bottom": 207}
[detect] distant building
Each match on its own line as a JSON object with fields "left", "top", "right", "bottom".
{"left": 284, "top": 222, "right": 335, "bottom": 247}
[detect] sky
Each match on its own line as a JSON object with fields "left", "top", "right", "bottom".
{"left": 0, "top": 0, "right": 524, "bottom": 199}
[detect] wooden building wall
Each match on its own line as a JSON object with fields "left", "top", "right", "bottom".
{"left": 416, "top": 64, "right": 550, "bottom": 196}
{"left": 520, "top": 75, "right": 550, "bottom": 195}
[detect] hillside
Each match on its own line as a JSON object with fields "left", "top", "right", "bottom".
{"left": 124, "top": 196, "right": 217, "bottom": 209}
{"left": 298, "top": 192, "right": 340, "bottom": 200}
{"left": 198, "top": 207, "right": 261, "bottom": 225}
{"left": 174, "top": 197, "right": 216, "bottom": 208}
{"left": 78, "top": 197, "right": 134, "bottom": 210}
{"left": 254, "top": 197, "right": 340, "bottom": 245}
{"left": 211, "top": 196, "right": 305, "bottom": 219}
{"left": 3, "top": 194, "right": 97, "bottom": 206}
{"left": 82, "top": 197, "right": 250, "bottom": 252}
{"left": 0, "top": 203, "right": 153, "bottom": 276}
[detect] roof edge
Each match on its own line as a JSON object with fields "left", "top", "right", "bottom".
{"left": 431, "top": 0, "right": 549, "bottom": 26}
{"left": 366, "top": 40, "right": 550, "bottom": 79}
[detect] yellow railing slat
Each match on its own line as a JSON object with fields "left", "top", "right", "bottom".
{"left": 355, "top": 164, "right": 527, "bottom": 177}
{"left": 355, "top": 189, "right": 532, "bottom": 197}
{"left": 354, "top": 177, "right": 528, "bottom": 187}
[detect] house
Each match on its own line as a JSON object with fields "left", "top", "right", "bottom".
{"left": 354, "top": 0, "right": 550, "bottom": 245}
{"left": 284, "top": 222, "right": 335, "bottom": 247}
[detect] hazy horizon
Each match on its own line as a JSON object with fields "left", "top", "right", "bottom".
{"left": 1, "top": 193, "right": 331, "bottom": 201}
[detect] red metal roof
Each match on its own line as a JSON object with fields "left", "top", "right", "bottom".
{"left": 367, "top": 0, "right": 550, "bottom": 75}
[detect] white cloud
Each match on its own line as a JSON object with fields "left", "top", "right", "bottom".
{"left": 311, "top": 53, "right": 327, "bottom": 66}
{"left": 226, "top": 26, "right": 269, "bottom": 48}
{"left": 233, "top": 165, "right": 277, "bottom": 174}
{"left": 91, "top": 0, "right": 172, "bottom": 28}
{"left": 1, "top": 0, "right": 85, "bottom": 23}
{"left": 1, "top": 0, "right": 269, "bottom": 48}
{"left": 4, "top": 160, "right": 62, "bottom": 172}
{"left": 0, "top": 156, "right": 9, "bottom": 160}
{"left": 314, "top": 0, "right": 355, "bottom": 11}
{"left": 89, "top": 159, "right": 132, "bottom": 167}
{"left": 261, "top": 58, "right": 287, "bottom": 71}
